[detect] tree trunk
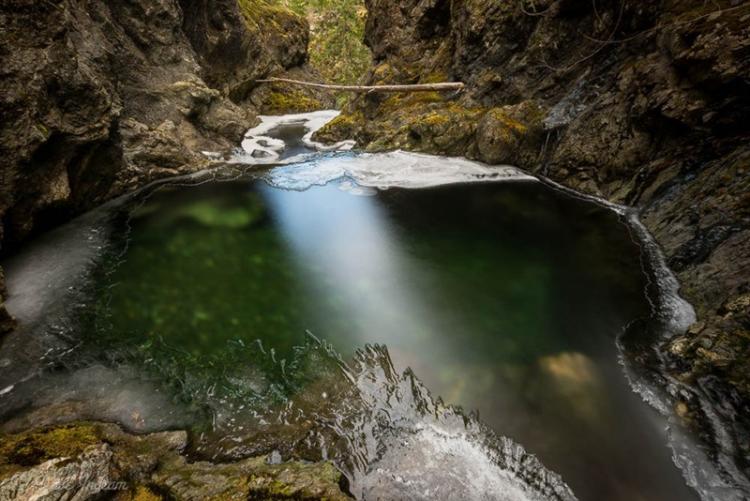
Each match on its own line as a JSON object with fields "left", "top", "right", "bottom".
{"left": 256, "top": 77, "right": 464, "bottom": 93}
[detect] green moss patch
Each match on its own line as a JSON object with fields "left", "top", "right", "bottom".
{"left": 262, "top": 89, "right": 324, "bottom": 114}
{"left": 238, "top": 0, "right": 300, "bottom": 30}
{"left": 0, "top": 423, "right": 101, "bottom": 477}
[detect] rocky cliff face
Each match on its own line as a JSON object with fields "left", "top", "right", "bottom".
{"left": 317, "top": 0, "right": 750, "bottom": 483}
{"left": 0, "top": 0, "right": 326, "bottom": 334}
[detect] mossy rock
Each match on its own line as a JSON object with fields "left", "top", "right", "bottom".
{"left": 312, "top": 111, "right": 364, "bottom": 144}
{"left": 316, "top": 97, "right": 489, "bottom": 156}
{"left": 123, "top": 485, "right": 164, "bottom": 501}
{"left": 400, "top": 104, "right": 485, "bottom": 154}
{"left": 237, "top": 0, "right": 300, "bottom": 31}
{"left": 420, "top": 70, "right": 450, "bottom": 84}
{"left": 152, "top": 454, "right": 349, "bottom": 500}
{"left": 476, "top": 100, "right": 546, "bottom": 166}
{"left": 371, "top": 63, "right": 396, "bottom": 84}
{"left": 0, "top": 423, "right": 101, "bottom": 470}
{"left": 261, "top": 89, "right": 324, "bottom": 115}
{"left": 378, "top": 91, "right": 445, "bottom": 113}
{"left": 0, "top": 422, "right": 348, "bottom": 500}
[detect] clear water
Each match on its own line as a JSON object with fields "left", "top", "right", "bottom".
{"left": 85, "top": 177, "right": 693, "bottom": 500}
{"left": 0, "top": 117, "right": 701, "bottom": 501}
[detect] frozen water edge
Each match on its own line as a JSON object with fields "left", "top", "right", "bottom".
{"left": 0, "top": 112, "right": 736, "bottom": 499}
{"left": 238, "top": 110, "right": 356, "bottom": 163}
{"left": 265, "top": 150, "right": 536, "bottom": 190}
{"left": 235, "top": 110, "right": 536, "bottom": 188}
{"left": 236, "top": 111, "right": 537, "bottom": 191}
{"left": 533, "top": 178, "right": 750, "bottom": 501}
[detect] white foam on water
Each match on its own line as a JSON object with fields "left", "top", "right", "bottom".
{"left": 239, "top": 110, "right": 355, "bottom": 163}
{"left": 265, "top": 150, "right": 536, "bottom": 190}
{"left": 284, "top": 344, "right": 578, "bottom": 501}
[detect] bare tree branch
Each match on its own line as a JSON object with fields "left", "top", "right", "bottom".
{"left": 256, "top": 77, "right": 465, "bottom": 93}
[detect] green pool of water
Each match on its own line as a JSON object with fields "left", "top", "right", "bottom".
{"left": 85, "top": 176, "right": 696, "bottom": 501}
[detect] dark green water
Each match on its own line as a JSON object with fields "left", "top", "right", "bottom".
{"left": 88, "top": 176, "right": 696, "bottom": 501}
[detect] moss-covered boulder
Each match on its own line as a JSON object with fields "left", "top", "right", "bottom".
{"left": 0, "top": 423, "right": 102, "bottom": 478}
{"left": 314, "top": 91, "right": 486, "bottom": 157}
{"left": 315, "top": 97, "right": 548, "bottom": 163}
{"left": 475, "top": 100, "right": 546, "bottom": 166}
{"left": 152, "top": 454, "right": 347, "bottom": 500}
{"left": 0, "top": 423, "right": 349, "bottom": 500}
{"left": 314, "top": 111, "right": 365, "bottom": 144}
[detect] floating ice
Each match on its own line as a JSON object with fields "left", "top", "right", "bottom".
{"left": 239, "top": 110, "right": 355, "bottom": 163}
{"left": 265, "top": 150, "right": 536, "bottom": 190}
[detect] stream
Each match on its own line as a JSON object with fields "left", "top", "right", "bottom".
{"left": 0, "top": 111, "right": 711, "bottom": 500}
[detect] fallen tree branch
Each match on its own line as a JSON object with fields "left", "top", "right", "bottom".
{"left": 256, "top": 77, "right": 464, "bottom": 93}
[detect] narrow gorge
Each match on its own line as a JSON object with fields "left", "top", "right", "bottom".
{"left": 0, "top": 1, "right": 748, "bottom": 500}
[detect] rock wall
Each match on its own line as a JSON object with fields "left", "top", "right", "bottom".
{"left": 0, "top": 0, "right": 325, "bottom": 334}
{"left": 316, "top": 0, "right": 750, "bottom": 482}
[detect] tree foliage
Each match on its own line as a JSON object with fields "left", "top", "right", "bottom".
{"left": 277, "top": 0, "right": 371, "bottom": 85}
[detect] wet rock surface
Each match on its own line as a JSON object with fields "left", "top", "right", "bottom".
{"left": 314, "top": 0, "right": 750, "bottom": 489}
{"left": 0, "top": 422, "right": 349, "bottom": 500}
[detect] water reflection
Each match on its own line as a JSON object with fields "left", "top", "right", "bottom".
{"left": 252, "top": 181, "right": 694, "bottom": 501}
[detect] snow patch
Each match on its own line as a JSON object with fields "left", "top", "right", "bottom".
{"left": 239, "top": 110, "right": 355, "bottom": 162}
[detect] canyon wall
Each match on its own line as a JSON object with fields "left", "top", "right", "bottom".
{"left": 316, "top": 0, "right": 750, "bottom": 481}
{"left": 0, "top": 0, "right": 326, "bottom": 333}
